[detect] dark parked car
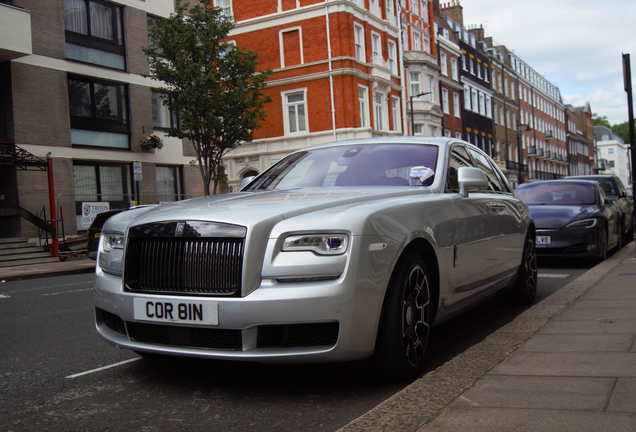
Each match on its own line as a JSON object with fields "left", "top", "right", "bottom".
{"left": 87, "top": 206, "right": 155, "bottom": 259}
{"left": 515, "top": 180, "right": 621, "bottom": 262}
{"left": 87, "top": 210, "right": 125, "bottom": 260}
{"left": 565, "top": 174, "right": 634, "bottom": 244}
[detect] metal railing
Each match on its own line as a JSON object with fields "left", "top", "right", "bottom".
{"left": 505, "top": 161, "right": 528, "bottom": 173}
{"left": 533, "top": 171, "right": 562, "bottom": 180}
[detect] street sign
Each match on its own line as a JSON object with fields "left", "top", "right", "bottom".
{"left": 133, "top": 161, "right": 143, "bottom": 182}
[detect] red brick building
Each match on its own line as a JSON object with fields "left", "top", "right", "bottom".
{"left": 565, "top": 105, "right": 592, "bottom": 176}
{"left": 488, "top": 43, "right": 523, "bottom": 187}
{"left": 512, "top": 53, "right": 568, "bottom": 181}
{"left": 223, "top": 0, "right": 441, "bottom": 190}
{"left": 568, "top": 102, "right": 600, "bottom": 175}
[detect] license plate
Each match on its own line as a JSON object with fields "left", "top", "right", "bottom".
{"left": 536, "top": 236, "right": 551, "bottom": 245}
{"left": 133, "top": 298, "right": 218, "bottom": 325}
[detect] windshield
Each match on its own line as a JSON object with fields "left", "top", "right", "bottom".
{"left": 246, "top": 144, "right": 439, "bottom": 190}
{"left": 516, "top": 183, "right": 597, "bottom": 205}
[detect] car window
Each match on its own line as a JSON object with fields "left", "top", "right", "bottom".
{"left": 246, "top": 144, "right": 440, "bottom": 190}
{"left": 615, "top": 176, "right": 627, "bottom": 196}
{"left": 446, "top": 145, "right": 472, "bottom": 192}
{"left": 516, "top": 183, "right": 597, "bottom": 205}
{"left": 598, "top": 181, "right": 616, "bottom": 197}
{"left": 466, "top": 148, "right": 505, "bottom": 193}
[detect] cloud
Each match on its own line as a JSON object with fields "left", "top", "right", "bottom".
{"left": 457, "top": 0, "right": 636, "bottom": 124}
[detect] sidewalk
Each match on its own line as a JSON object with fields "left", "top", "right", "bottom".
{"left": 340, "top": 243, "right": 636, "bottom": 432}
{"left": 0, "top": 257, "right": 95, "bottom": 282}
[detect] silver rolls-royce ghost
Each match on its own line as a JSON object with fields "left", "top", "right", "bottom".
{"left": 94, "top": 137, "right": 537, "bottom": 381}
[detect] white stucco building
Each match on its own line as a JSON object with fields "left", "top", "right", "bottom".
{"left": 594, "top": 125, "right": 632, "bottom": 195}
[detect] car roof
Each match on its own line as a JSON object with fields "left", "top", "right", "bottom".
{"left": 302, "top": 136, "right": 457, "bottom": 151}
{"left": 564, "top": 175, "right": 615, "bottom": 180}
{"left": 516, "top": 179, "right": 600, "bottom": 188}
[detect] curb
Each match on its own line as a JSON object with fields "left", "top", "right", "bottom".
{"left": 337, "top": 243, "right": 635, "bottom": 432}
{"left": 0, "top": 260, "right": 96, "bottom": 282}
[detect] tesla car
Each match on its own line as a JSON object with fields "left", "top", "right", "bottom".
{"left": 564, "top": 174, "right": 634, "bottom": 244}
{"left": 515, "top": 179, "right": 621, "bottom": 262}
{"left": 94, "top": 137, "right": 536, "bottom": 381}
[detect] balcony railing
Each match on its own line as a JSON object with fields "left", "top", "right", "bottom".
{"left": 537, "top": 149, "right": 544, "bottom": 157}
{"left": 505, "top": 161, "right": 528, "bottom": 173}
{"left": 528, "top": 146, "right": 536, "bottom": 155}
{"left": 533, "top": 171, "right": 563, "bottom": 180}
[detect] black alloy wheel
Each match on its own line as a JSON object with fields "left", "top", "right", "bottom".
{"left": 511, "top": 234, "right": 538, "bottom": 305}
{"left": 376, "top": 251, "right": 431, "bottom": 382}
{"left": 596, "top": 226, "right": 608, "bottom": 264}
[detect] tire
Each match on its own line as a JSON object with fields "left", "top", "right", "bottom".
{"left": 624, "top": 218, "right": 634, "bottom": 244}
{"left": 614, "top": 225, "right": 623, "bottom": 252}
{"left": 375, "top": 251, "right": 431, "bottom": 382}
{"left": 511, "top": 234, "right": 538, "bottom": 305}
{"left": 595, "top": 226, "right": 607, "bottom": 264}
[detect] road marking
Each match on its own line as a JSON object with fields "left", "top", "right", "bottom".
{"left": 538, "top": 273, "right": 569, "bottom": 279}
{"left": 42, "top": 288, "right": 93, "bottom": 296}
{"left": 0, "top": 294, "right": 9, "bottom": 299}
{"left": 2, "top": 281, "right": 92, "bottom": 295}
{"left": 66, "top": 358, "right": 141, "bottom": 379}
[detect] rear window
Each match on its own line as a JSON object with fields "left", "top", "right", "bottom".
{"left": 516, "top": 183, "right": 597, "bottom": 205}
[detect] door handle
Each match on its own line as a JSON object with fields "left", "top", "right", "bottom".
{"left": 486, "top": 202, "right": 506, "bottom": 212}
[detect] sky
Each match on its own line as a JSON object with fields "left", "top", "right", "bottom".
{"left": 454, "top": 0, "right": 636, "bottom": 125}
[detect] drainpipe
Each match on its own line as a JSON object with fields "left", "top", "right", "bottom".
{"left": 47, "top": 155, "right": 59, "bottom": 258}
{"left": 325, "top": 1, "right": 336, "bottom": 141}
{"left": 397, "top": 2, "right": 408, "bottom": 135}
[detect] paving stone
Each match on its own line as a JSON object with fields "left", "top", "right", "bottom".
{"left": 453, "top": 375, "right": 615, "bottom": 411}
{"left": 491, "top": 352, "right": 636, "bottom": 377}
{"left": 608, "top": 378, "right": 636, "bottom": 413}
{"left": 418, "top": 406, "right": 636, "bottom": 432}
{"left": 517, "top": 333, "right": 635, "bottom": 352}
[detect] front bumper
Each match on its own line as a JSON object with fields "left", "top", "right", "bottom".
{"left": 94, "top": 252, "right": 389, "bottom": 364}
{"left": 535, "top": 227, "right": 601, "bottom": 257}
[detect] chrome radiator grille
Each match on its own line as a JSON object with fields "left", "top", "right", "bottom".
{"left": 124, "top": 221, "right": 246, "bottom": 296}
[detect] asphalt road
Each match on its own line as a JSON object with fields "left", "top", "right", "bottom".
{"left": 0, "top": 260, "right": 588, "bottom": 431}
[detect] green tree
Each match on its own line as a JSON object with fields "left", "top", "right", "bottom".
{"left": 144, "top": 0, "right": 271, "bottom": 195}
{"left": 611, "top": 121, "right": 635, "bottom": 143}
{"left": 592, "top": 112, "right": 610, "bottom": 128}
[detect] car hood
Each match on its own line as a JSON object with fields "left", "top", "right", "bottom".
{"left": 528, "top": 204, "right": 597, "bottom": 229}
{"left": 105, "top": 187, "right": 432, "bottom": 233}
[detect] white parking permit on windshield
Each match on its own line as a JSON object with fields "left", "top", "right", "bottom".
{"left": 410, "top": 166, "right": 435, "bottom": 183}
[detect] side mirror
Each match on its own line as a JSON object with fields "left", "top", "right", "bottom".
{"left": 604, "top": 197, "right": 614, "bottom": 206}
{"left": 458, "top": 166, "right": 488, "bottom": 197}
{"left": 239, "top": 176, "right": 256, "bottom": 191}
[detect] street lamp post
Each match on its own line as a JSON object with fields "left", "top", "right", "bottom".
{"left": 410, "top": 92, "right": 432, "bottom": 136}
{"left": 516, "top": 124, "right": 532, "bottom": 186}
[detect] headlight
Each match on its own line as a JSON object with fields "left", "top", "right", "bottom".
{"left": 102, "top": 233, "right": 125, "bottom": 252}
{"left": 98, "top": 232, "right": 126, "bottom": 276}
{"left": 282, "top": 234, "right": 349, "bottom": 255}
{"left": 566, "top": 219, "right": 597, "bottom": 229}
